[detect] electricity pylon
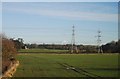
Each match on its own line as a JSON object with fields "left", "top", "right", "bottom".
{"left": 96, "top": 30, "right": 103, "bottom": 53}
{"left": 71, "top": 25, "right": 78, "bottom": 53}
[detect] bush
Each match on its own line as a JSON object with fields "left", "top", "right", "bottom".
{"left": 1, "top": 34, "right": 17, "bottom": 73}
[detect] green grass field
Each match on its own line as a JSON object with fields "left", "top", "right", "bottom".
{"left": 13, "top": 53, "right": 119, "bottom": 77}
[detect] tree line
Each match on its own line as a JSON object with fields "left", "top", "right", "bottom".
{"left": 4, "top": 34, "right": 119, "bottom": 54}
{"left": 102, "top": 40, "right": 120, "bottom": 53}
{"left": 7, "top": 36, "right": 119, "bottom": 53}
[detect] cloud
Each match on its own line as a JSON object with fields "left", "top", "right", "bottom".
{"left": 4, "top": 7, "right": 117, "bottom": 22}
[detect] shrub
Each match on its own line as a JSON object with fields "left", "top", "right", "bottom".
{"left": 1, "top": 34, "right": 17, "bottom": 73}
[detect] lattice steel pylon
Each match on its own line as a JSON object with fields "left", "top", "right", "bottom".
{"left": 96, "top": 30, "right": 103, "bottom": 53}
{"left": 71, "top": 25, "right": 78, "bottom": 53}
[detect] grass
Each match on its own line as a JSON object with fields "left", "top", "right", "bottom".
{"left": 13, "top": 54, "right": 119, "bottom": 77}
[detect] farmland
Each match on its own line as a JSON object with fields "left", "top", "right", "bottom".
{"left": 13, "top": 53, "right": 119, "bottom": 77}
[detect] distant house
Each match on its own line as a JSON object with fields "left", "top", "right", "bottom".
{"left": 22, "top": 45, "right": 28, "bottom": 49}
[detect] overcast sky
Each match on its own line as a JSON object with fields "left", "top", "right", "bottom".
{"left": 2, "top": 2, "right": 118, "bottom": 45}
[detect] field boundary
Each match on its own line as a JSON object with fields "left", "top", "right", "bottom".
{"left": 18, "top": 53, "right": 119, "bottom": 55}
